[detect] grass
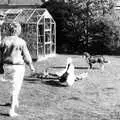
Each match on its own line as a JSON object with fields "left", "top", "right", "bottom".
{"left": 0, "top": 54, "right": 120, "bottom": 120}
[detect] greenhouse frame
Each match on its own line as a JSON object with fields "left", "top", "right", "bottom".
{"left": 0, "top": 8, "right": 56, "bottom": 60}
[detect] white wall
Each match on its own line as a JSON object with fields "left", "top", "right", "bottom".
{"left": 0, "top": 0, "right": 43, "bottom": 5}
{"left": 0, "top": 0, "right": 8, "bottom": 4}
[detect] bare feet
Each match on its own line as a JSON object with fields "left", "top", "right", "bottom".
{"left": 9, "top": 109, "right": 19, "bottom": 117}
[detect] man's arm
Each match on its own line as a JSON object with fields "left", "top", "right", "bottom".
{"left": 22, "top": 41, "right": 35, "bottom": 72}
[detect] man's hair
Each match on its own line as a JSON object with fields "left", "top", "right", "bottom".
{"left": 9, "top": 22, "right": 21, "bottom": 36}
{"left": 67, "top": 57, "right": 72, "bottom": 65}
{"left": 1, "top": 22, "right": 21, "bottom": 36}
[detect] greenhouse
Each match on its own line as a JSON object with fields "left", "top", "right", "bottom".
{"left": 0, "top": 8, "right": 56, "bottom": 60}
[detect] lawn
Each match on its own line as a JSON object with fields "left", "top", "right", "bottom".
{"left": 0, "top": 54, "right": 120, "bottom": 120}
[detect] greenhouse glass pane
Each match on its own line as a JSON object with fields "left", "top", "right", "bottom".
{"left": 5, "top": 9, "right": 22, "bottom": 14}
{"left": 45, "top": 22, "right": 50, "bottom": 29}
{"left": 38, "top": 25, "right": 44, "bottom": 35}
{"left": 4, "top": 9, "right": 22, "bottom": 21}
{"left": 51, "top": 34, "right": 55, "bottom": 43}
{"left": 38, "top": 36, "right": 44, "bottom": 43}
{"left": 51, "top": 19, "right": 54, "bottom": 23}
{"left": 38, "top": 43, "right": 44, "bottom": 55}
{"left": 45, "top": 44, "right": 50, "bottom": 55}
{"left": 45, "top": 18, "right": 50, "bottom": 23}
{"left": 45, "top": 18, "right": 50, "bottom": 29}
{"left": 21, "top": 23, "right": 27, "bottom": 33}
{"left": 28, "top": 15, "right": 41, "bottom": 23}
{"left": 36, "top": 9, "right": 45, "bottom": 16}
{"left": 45, "top": 31, "right": 50, "bottom": 42}
{"left": 39, "top": 17, "right": 44, "bottom": 24}
{"left": 5, "top": 13, "right": 18, "bottom": 21}
{"left": 52, "top": 24, "right": 55, "bottom": 34}
{"left": 28, "top": 10, "right": 41, "bottom": 23}
{"left": 15, "top": 9, "right": 34, "bottom": 23}
{"left": 28, "top": 24, "right": 37, "bottom": 33}
{"left": 52, "top": 44, "right": 55, "bottom": 53}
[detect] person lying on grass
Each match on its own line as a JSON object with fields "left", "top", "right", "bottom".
{"left": 30, "top": 57, "right": 88, "bottom": 86}
{"left": 0, "top": 22, "right": 35, "bottom": 117}
{"left": 48, "top": 57, "right": 88, "bottom": 86}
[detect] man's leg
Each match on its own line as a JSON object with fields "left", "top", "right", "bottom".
{"left": 9, "top": 65, "right": 25, "bottom": 117}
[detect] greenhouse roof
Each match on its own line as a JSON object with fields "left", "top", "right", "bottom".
{"left": 0, "top": 8, "right": 53, "bottom": 24}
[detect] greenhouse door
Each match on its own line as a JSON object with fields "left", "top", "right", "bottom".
{"left": 44, "top": 17, "right": 56, "bottom": 56}
{"left": 38, "top": 16, "right": 56, "bottom": 58}
{"left": 45, "top": 30, "right": 51, "bottom": 55}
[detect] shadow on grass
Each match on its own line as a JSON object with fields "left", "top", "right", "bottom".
{"left": 24, "top": 77, "right": 58, "bottom": 82}
{"left": 24, "top": 78, "right": 40, "bottom": 82}
{"left": 51, "top": 66, "right": 98, "bottom": 70}
{"left": 42, "top": 80, "right": 67, "bottom": 87}
{"left": 24, "top": 77, "right": 67, "bottom": 87}
{"left": 0, "top": 103, "right": 11, "bottom": 107}
{"left": 75, "top": 67, "right": 98, "bottom": 70}
{"left": 24, "top": 78, "right": 41, "bottom": 84}
{"left": 0, "top": 113, "right": 9, "bottom": 117}
{"left": 68, "top": 97, "right": 80, "bottom": 100}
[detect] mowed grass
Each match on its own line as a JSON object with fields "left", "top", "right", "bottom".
{"left": 0, "top": 54, "right": 120, "bottom": 120}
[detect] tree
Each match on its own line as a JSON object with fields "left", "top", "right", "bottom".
{"left": 42, "top": 0, "right": 120, "bottom": 54}
{"left": 68, "top": 0, "right": 114, "bottom": 52}
{"left": 42, "top": 1, "right": 76, "bottom": 53}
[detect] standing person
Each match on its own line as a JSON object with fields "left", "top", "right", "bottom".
{"left": 0, "top": 22, "right": 35, "bottom": 117}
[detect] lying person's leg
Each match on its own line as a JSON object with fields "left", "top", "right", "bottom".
{"left": 48, "top": 73, "right": 60, "bottom": 77}
{"left": 75, "top": 72, "right": 88, "bottom": 81}
{"left": 66, "top": 73, "right": 76, "bottom": 86}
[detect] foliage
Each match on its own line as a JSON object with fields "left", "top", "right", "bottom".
{"left": 42, "top": 0, "right": 120, "bottom": 54}
{"left": 42, "top": 1, "right": 73, "bottom": 53}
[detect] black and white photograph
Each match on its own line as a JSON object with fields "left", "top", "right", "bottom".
{"left": 0, "top": 0, "right": 120, "bottom": 119}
